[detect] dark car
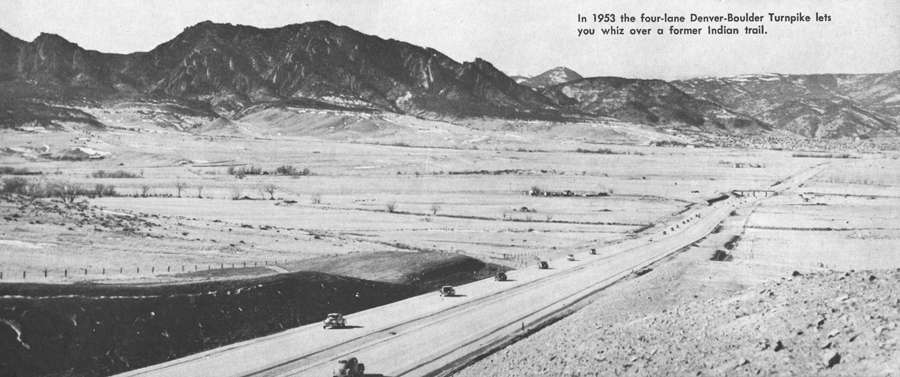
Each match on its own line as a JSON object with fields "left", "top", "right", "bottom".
{"left": 439, "top": 285, "right": 456, "bottom": 296}
{"left": 333, "top": 357, "right": 365, "bottom": 377}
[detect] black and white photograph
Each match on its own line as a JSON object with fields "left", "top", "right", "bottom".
{"left": 0, "top": 0, "right": 898, "bottom": 376}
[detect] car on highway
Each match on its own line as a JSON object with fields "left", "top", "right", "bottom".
{"left": 333, "top": 357, "right": 365, "bottom": 376}
{"left": 537, "top": 261, "right": 549, "bottom": 269}
{"left": 494, "top": 271, "right": 508, "bottom": 281}
{"left": 439, "top": 285, "right": 456, "bottom": 296}
{"left": 323, "top": 313, "right": 347, "bottom": 329}
{"left": 590, "top": 248, "right": 597, "bottom": 255}
{"left": 567, "top": 254, "right": 576, "bottom": 261}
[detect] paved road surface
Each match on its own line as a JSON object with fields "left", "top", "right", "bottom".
{"left": 118, "top": 165, "right": 824, "bottom": 377}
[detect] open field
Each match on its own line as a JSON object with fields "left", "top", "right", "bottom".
{"left": 0, "top": 125, "right": 823, "bottom": 283}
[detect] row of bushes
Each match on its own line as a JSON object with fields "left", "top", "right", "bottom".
{"left": 227, "top": 165, "right": 312, "bottom": 179}
{"left": 0, "top": 166, "right": 41, "bottom": 175}
{"left": 1, "top": 177, "right": 116, "bottom": 202}
{"left": 91, "top": 170, "right": 141, "bottom": 179}
{"left": 574, "top": 148, "right": 645, "bottom": 156}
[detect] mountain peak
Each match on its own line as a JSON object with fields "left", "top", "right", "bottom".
{"left": 519, "top": 66, "right": 583, "bottom": 88}
{"left": 33, "top": 32, "right": 71, "bottom": 44}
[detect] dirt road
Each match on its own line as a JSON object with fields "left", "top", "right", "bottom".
{"left": 116, "top": 165, "right": 824, "bottom": 377}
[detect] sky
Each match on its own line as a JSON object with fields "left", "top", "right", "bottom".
{"left": 1, "top": 0, "right": 898, "bottom": 79}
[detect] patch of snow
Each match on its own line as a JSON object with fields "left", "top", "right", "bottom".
{"left": 0, "top": 319, "right": 29, "bottom": 350}
{"left": 0, "top": 240, "right": 45, "bottom": 249}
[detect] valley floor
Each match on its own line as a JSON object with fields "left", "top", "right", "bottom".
{"left": 0, "top": 122, "right": 897, "bottom": 376}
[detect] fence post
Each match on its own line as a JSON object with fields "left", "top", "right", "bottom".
{"left": 220, "top": 263, "right": 223, "bottom": 270}
{"left": 151, "top": 266, "right": 155, "bottom": 273}
{"left": 22, "top": 271, "right": 26, "bottom": 280}
{"left": 44, "top": 269, "right": 48, "bottom": 278}
{"left": 102, "top": 268, "right": 106, "bottom": 275}
{"left": 0, "top": 271, "right": 3, "bottom": 280}
{"left": 167, "top": 266, "right": 171, "bottom": 272}
{"left": 64, "top": 269, "right": 68, "bottom": 278}
{"left": 84, "top": 268, "right": 87, "bottom": 276}
{"left": 137, "top": 267, "right": 140, "bottom": 274}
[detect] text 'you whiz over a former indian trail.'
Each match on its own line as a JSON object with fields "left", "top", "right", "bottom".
{"left": 576, "top": 11, "right": 832, "bottom": 37}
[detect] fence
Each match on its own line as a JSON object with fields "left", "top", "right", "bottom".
{"left": 0, "top": 259, "right": 292, "bottom": 282}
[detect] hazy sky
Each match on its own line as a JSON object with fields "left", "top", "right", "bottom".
{"left": 1, "top": 0, "right": 898, "bottom": 79}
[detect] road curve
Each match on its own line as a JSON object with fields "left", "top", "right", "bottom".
{"left": 117, "top": 164, "right": 824, "bottom": 377}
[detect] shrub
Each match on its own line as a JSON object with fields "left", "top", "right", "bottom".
{"left": 228, "top": 165, "right": 264, "bottom": 178}
{"left": 274, "top": 165, "right": 311, "bottom": 176}
{"left": 47, "top": 182, "right": 87, "bottom": 203}
{"left": 93, "top": 184, "right": 116, "bottom": 197}
{"left": 91, "top": 170, "right": 140, "bottom": 179}
{"left": 1, "top": 177, "right": 30, "bottom": 194}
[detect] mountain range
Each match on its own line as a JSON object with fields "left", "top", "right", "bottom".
{"left": 0, "top": 21, "right": 897, "bottom": 139}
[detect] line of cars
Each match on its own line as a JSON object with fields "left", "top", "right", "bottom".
{"left": 327, "top": 248, "right": 597, "bottom": 375}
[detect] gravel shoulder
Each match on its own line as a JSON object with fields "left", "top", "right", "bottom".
{"left": 455, "top": 204, "right": 900, "bottom": 377}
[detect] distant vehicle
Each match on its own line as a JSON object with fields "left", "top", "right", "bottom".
{"left": 439, "top": 285, "right": 456, "bottom": 296}
{"left": 537, "top": 261, "right": 549, "bottom": 269}
{"left": 323, "top": 313, "right": 346, "bottom": 329}
{"left": 567, "top": 254, "right": 575, "bottom": 261}
{"left": 589, "top": 248, "right": 597, "bottom": 255}
{"left": 333, "top": 357, "right": 365, "bottom": 377}
{"left": 494, "top": 271, "right": 508, "bottom": 281}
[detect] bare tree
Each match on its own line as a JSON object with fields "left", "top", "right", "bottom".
{"left": 140, "top": 185, "right": 152, "bottom": 197}
{"left": 386, "top": 201, "right": 397, "bottom": 213}
{"left": 51, "top": 182, "right": 81, "bottom": 203}
{"left": 261, "top": 184, "right": 278, "bottom": 200}
{"left": 231, "top": 186, "right": 243, "bottom": 200}
{"left": 174, "top": 181, "right": 188, "bottom": 198}
{"left": 430, "top": 203, "right": 441, "bottom": 215}
{"left": 311, "top": 193, "right": 322, "bottom": 204}
{"left": 196, "top": 185, "right": 204, "bottom": 198}
{"left": 94, "top": 184, "right": 116, "bottom": 198}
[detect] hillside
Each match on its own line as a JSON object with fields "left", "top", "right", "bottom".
{"left": 543, "top": 77, "right": 770, "bottom": 133}
{"left": 0, "top": 271, "right": 416, "bottom": 376}
{"left": 673, "top": 72, "right": 900, "bottom": 138}
{"left": 0, "top": 21, "right": 561, "bottom": 120}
